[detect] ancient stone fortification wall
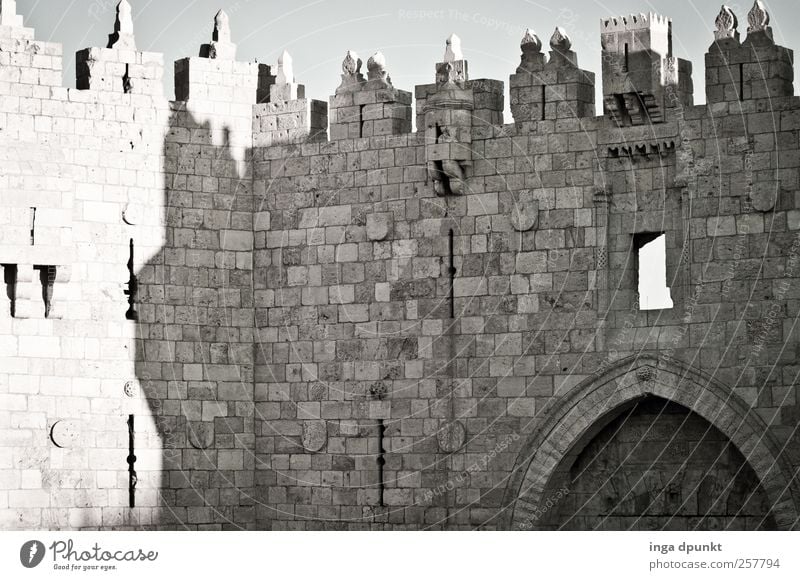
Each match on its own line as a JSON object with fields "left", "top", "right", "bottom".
{"left": 1, "top": 1, "right": 799, "bottom": 530}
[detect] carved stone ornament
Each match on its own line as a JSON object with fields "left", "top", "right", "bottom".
{"left": 51, "top": 420, "right": 81, "bottom": 448}
{"left": 342, "top": 50, "right": 361, "bottom": 75}
{"left": 107, "top": 0, "right": 136, "bottom": 50}
{"left": 714, "top": 6, "right": 738, "bottom": 40}
{"left": 366, "top": 212, "right": 390, "bottom": 241}
{"left": 437, "top": 420, "right": 466, "bottom": 453}
{"left": 367, "top": 51, "right": 386, "bottom": 78}
{"left": 751, "top": 181, "right": 778, "bottom": 212}
{"left": 429, "top": 157, "right": 468, "bottom": 196}
{"left": 636, "top": 366, "right": 655, "bottom": 383}
{"left": 444, "top": 33, "right": 463, "bottom": 62}
{"left": 201, "top": 9, "right": 236, "bottom": 60}
{"left": 368, "top": 381, "right": 388, "bottom": 400}
{"left": 188, "top": 421, "right": 214, "bottom": 450}
{"left": 302, "top": 420, "right": 327, "bottom": 452}
{"left": 747, "top": 0, "right": 769, "bottom": 33}
{"left": 520, "top": 28, "right": 542, "bottom": 52}
{"left": 310, "top": 382, "right": 327, "bottom": 401}
{"left": 510, "top": 196, "right": 538, "bottom": 232}
{"left": 123, "top": 380, "right": 139, "bottom": 398}
{"left": 550, "top": 26, "right": 572, "bottom": 52}
{"left": 213, "top": 9, "right": 231, "bottom": 43}
{"left": 122, "top": 202, "right": 142, "bottom": 225}
{"left": 276, "top": 49, "right": 294, "bottom": 85}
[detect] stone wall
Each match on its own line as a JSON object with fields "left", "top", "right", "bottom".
{"left": 1, "top": 1, "right": 799, "bottom": 531}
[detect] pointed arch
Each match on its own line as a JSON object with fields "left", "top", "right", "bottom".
{"left": 504, "top": 355, "right": 800, "bottom": 530}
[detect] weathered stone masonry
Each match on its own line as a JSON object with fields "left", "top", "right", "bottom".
{"left": 2, "top": 0, "right": 800, "bottom": 530}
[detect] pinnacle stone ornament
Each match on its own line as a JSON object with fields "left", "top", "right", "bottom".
{"left": 444, "top": 33, "right": 464, "bottom": 62}
{"left": 342, "top": 50, "right": 361, "bottom": 75}
{"left": 550, "top": 26, "right": 572, "bottom": 52}
{"left": 520, "top": 28, "right": 542, "bottom": 52}
{"left": 747, "top": 0, "right": 769, "bottom": 32}
{"left": 200, "top": 9, "right": 237, "bottom": 59}
{"left": 276, "top": 50, "right": 294, "bottom": 85}
{"left": 714, "top": 5, "right": 738, "bottom": 40}
{"left": 107, "top": 0, "right": 136, "bottom": 50}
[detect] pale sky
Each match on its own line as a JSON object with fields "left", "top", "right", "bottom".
{"left": 17, "top": 0, "right": 799, "bottom": 112}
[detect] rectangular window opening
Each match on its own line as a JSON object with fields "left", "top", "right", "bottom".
{"left": 634, "top": 233, "right": 673, "bottom": 311}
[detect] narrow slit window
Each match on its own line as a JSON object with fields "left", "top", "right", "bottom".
{"left": 29, "top": 207, "right": 36, "bottom": 245}
{"left": 635, "top": 233, "right": 672, "bottom": 311}
{"left": 541, "top": 84, "right": 546, "bottom": 120}
{"left": 623, "top": 43, "right": 629, "bottom": 72}
{"left": 2, "top": 264, "right": 17, "bottom": 317}
{"left": 123, "top": 63, "right": 132, "bottom": 94}
{"left": 125, "top": 239, "right": 138, "bottom": 321}
{"left": 34, "top": 265, "right": 56, "bottom": 318}
{"left": 739, "top": 63, "right": 744, "bottom": 101}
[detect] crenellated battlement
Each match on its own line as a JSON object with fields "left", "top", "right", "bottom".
{"left": 3, "top": 1, "right": 800, "bottom": 533}
{"left": 601, "top": 12, "right": 670, "bottom": 34}
{"left": 0, "top": 0, "right": 795, "bottom": 138}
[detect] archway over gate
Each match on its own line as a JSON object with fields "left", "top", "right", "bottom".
{"left": 503, "top": 355, "right": 800, "bottom": 530}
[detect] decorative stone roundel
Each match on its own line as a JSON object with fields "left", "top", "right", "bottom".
{"left": 511, "top": 199, "right": 538, "bottom": 232}
{"left": 188, "top": 422, "right": 214, "bottom": 450}
{"left": 751, "top": 184, "right": 777, "bottom": 212}
{"left": 122, "top": 203, "right": 142, "bottom": 225}
{"left": 369, "top": 381, "right": 388, "bottom": 400}
{"left": 302, "top": 421, "right": 327, "bottom": 452}
{"left": 636, "top": 366, "right": 655, "bottom": 383}
{"left": 437, "top": 420, "right": 466, "bottom": 453}
{"left": 51, "top": 420, "right": 81, "bottom": 448}
{"left": 123, "top": 380, "right": 139, "bottom": 398}
{"left": 310, "top": 382, "right": 327, "bottom": 401}
{"left": 366, "top": 213, "right": 390, "bottom": 241}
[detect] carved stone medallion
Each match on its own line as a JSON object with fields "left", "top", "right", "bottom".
{"left": 302, "top": 420, "right": 327, "bottom": 452}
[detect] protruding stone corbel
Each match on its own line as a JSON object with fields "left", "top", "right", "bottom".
{"left": 425, "top": 34, "right": 474, "bottom": 196}
{"left": 13, "top": 264, "right": 38, "bottom": 319}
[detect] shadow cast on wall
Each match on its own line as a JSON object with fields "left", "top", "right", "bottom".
{"left": 134, "top": 106, "right": 257, "bottom": 529}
